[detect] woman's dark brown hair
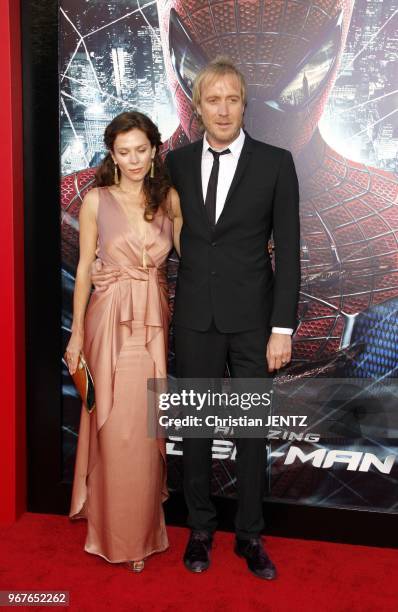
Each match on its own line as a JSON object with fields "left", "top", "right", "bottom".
{"left": 95, "top": 111, "right": 171, "bottom": 221}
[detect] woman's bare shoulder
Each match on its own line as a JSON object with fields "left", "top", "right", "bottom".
{"left": 80, "top": 186, "right": 101, "bottom": 218}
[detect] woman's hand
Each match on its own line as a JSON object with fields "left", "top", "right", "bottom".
{"left": 65, "top": 330, "right": 84, "bottom": 375}
{"left": 91, "top": 258, "right": 120, "bottom": 291}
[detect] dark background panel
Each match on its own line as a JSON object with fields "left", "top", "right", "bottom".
{"left": 23, "top": 0, "right": 68, "bottom": 513}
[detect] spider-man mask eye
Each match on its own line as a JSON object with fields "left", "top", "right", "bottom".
{"left": 169, "top": 8, "right": 209, "bottom": 101}
{"left": 267, "top": 11, "right": 343, "bottom": 112}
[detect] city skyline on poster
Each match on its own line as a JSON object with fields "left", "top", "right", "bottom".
{"left": 60, "top": 1, "right": 398, "bottom": 175}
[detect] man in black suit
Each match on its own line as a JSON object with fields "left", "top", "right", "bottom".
{"left": 165, "top": 57, "right": 300, "bottom": 580}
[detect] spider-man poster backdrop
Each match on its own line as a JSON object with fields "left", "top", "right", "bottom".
{"left": 60, "top": 1, "right": 398, "bottom": 513}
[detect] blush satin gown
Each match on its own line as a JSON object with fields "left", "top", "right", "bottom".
{"left": 69, "top": 186, "right": 172, "bottom": 563}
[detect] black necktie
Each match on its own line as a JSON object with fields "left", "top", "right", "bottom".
{"left": 205, "top": 147, "right": 231, "bottom": 226}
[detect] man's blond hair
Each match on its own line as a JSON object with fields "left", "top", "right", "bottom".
{"left": 192, "top": 56, "right": 247, "bottom": 114}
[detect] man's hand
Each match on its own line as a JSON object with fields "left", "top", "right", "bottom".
{"left": 266, "top": 333, "right": 292, "bottom": 372}
{"left": 91, "top": 258, "right": 120, "bottom": 291}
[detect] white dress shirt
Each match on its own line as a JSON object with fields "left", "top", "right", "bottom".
{"left": 201, "top": 129, "right": 293, "bottom": 336}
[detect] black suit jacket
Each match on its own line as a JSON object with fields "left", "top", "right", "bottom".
{"left": 165, "top": 132, "right": 300, "bottom": 333}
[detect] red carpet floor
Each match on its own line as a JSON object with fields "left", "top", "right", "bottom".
{"left": 0, "top": 513, "right": 397, "bottom": 612}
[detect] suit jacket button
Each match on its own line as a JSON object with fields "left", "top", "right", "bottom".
{"left": 210, "top": 270, "right": 216, "bottom": 276}
{"left": 212, "top": 241, "right": 217, "bottom": 247}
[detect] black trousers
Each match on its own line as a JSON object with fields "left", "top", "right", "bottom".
{"left": 174, "top": 321, "right": 270, "bottom": 540}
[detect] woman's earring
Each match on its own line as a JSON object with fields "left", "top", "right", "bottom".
{"left": 150, "top": 159, "right": 155, "bottom": 178}
{"left": 114, "top": 162, "right": 119, "bottom": 185}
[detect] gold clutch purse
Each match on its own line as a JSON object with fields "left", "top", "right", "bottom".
{"left": 65, "top": 352, "right": 95, "bottom": 413}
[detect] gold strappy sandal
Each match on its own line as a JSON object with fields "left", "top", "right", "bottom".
{"left": 126, "top": 560, "right": 145, "bottom": 573}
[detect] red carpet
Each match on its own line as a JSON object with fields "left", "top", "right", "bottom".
{"left": 0, "top": 514, "right": 397, "bottom": 611}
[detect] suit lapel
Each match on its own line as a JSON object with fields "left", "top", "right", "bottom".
{"left": 192, "top": 138, "right": 211, "bottom": 227}
{"left": 216, "top": 133, "right": 254, "bottom": 226}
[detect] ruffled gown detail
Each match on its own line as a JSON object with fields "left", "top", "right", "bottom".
{"left": 69, "top": 186, "right": 172, "bottom": 563}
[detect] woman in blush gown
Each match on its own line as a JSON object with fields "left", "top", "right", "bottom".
{"left": 65, "top": 111, "right": 182, "bottom": 571}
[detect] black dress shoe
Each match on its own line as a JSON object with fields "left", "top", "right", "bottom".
{"left": 234, "top": 537, "right": 277, "bottom": 580}
{"left": 183, "top": 530, "right": 213, "bottom": 573}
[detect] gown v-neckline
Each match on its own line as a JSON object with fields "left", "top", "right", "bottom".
{"left": 106, "top": 186, "right": 148, "bottom": 241}
{"left": 106, "top": 186, "right": 149, "bottom": 267}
